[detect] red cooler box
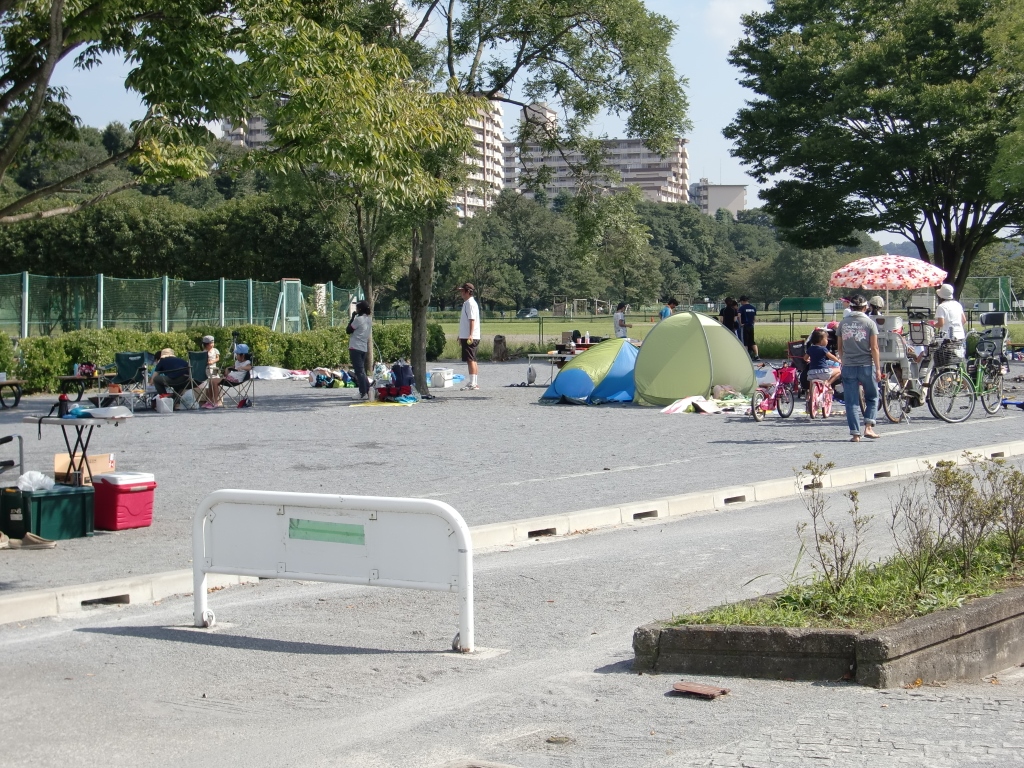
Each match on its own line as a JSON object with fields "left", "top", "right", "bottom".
{"left": 93, "top": 472, "right": 156, "bottom": 530}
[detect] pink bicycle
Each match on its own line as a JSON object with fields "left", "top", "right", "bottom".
{"left": 751, "top": 362, "right": 797, "bottom": 421}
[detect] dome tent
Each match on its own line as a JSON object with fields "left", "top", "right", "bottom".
{"left": 539, "top": 338, "right": 639, "bottom": 404}
{"left": 633, "top": 311, "right": 756, "bottom": 406}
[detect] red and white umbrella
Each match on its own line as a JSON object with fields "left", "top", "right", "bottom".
{"left": 829, "top": 255, "right": 947, "bottom": 291}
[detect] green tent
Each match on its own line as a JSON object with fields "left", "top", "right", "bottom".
{"left": 633, "top": 311, "right": 756, "bottom": 405}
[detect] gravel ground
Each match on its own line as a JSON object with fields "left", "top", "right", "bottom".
{"left": 1, "top": 360, "right": 1023, "bottom": 592}
{"left": 1, "top": 481, "right": 1022, "bottom": 768}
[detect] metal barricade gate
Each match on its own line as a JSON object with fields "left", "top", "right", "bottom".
{"left": 192, "top": 490, "right": 474, "bottom": 652}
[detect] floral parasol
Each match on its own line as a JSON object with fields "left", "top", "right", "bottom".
{"left": 829, "top": 255, "right": 947, "bottom": 291}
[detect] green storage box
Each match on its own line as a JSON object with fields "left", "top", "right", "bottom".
{"left": 0, "top": 485, "right": 94, "bottom": 540}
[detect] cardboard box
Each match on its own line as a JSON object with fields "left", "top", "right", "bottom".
{"left": 562, "top": 331, "right": 573, "bottom": 343}
{"left": 54, "top": 453, "right": 116, "bottom": 485}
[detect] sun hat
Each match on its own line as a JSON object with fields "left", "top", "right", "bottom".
{"left": 201, "top": 335, "right": 215, "bottom": 343}
{"left": 159, "top": 347, "right": 175, "bottom": 358}
{"left": 936, "top": 283, "right": 955, "bottom": 300}
{"left": 235, "top": 343, "right": 250, "bottom": 354}
{"left": 869, "top": 296, "right": 885, "bottom": 308}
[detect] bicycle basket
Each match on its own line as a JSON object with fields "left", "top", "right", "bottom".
{"left": 776, "top": 365, "right": 798, "bottom": 385}
{"left": 908, "top": 321, "right": 935, "bottom": 345}
{"left": 934, "top": 340, "right": 963, "bottom": 368}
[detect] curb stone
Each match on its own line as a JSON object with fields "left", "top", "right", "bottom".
{"left": 2, "top": 439, "right": 1022, "bottom": 627}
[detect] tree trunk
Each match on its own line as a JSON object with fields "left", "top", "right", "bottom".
{"left": 409, "top": 220, "right": 436, "bottom": 395}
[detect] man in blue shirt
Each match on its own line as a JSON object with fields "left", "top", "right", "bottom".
{"left": 738, "top": 296, "right": 760, "bottom": 361}
{"left": 151, "top": 348, "right": 190, "bottom": 396}
{"left": 659, "top": 298, "right": 678, "bottom": 321}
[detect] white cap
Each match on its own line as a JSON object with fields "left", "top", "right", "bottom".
{"left": 936, "top": 283, "right": 954, "bottom": 300}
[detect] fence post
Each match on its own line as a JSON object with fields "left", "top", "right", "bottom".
{"left": 328, "top": 281, "right": 334, "bottom": 327}
{"left": 97, "top": 273, "right": 104, "bottom": 330}
{"left": 219, "top": 278, "right": 226, "bottom": 327}
{"left": 247, "top": 279, "right": 253, "bottom": 325}
{"left": 161, "top": 276, "right": 169, "bottom": 333}
{"left": 538, "top": 316, "right": 543, "bottom": 346}
{"left": 20, "top": 272, "right": 28, "bottom": 338}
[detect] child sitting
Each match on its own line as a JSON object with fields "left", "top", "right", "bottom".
{"left": 805, "top": 329, "right": 841, "bottom": 388}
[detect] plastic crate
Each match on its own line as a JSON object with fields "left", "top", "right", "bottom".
{"left": 0, "top": 485, "right": 94, "bottom": 540}
{"left": 908, "top": 321, "right": 936, "bottom": 345}
{"left": 93, "top": 472, "right": 156, "bottom": 531}
{"left": 878, "top": 332, "right": 908, "bottom": 363}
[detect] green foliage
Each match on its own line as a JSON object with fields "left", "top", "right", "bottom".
{"left": 370, "top": 321, "right": 446, "bottom": 363}
{"left": 427, "top": 322, "right": 446, "bottom": 362}
{"left": 17, "top": 337, "right": 69, "bottom": 393}
{"left": 229, "top": 325, "right": 287, "bottom": 368}
{"left": 283, "top": 328, "right": 351, "bottom": 370}
{"left": 0, "top": 333, "right": 15, "bottom": 377}
{"left": 725, "top": 0, "right": 1024, "bottom": 291}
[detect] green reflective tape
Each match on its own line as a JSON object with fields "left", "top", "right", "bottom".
{"left": 289, "top": 518, "right": 365, "bottom": 545}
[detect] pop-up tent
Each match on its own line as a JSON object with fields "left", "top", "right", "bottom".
{"left": 633, "top": 311, "right": 756, "bottom": 406}
{"left": 539, "top": 338, "right": 639, "bottom": 404}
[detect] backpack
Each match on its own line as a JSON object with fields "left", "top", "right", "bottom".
{"left": 391, "top": 362, "right": 415, "bottom": 388}
{"left": 311, "top": 373, "right": 333, "bottom": 388}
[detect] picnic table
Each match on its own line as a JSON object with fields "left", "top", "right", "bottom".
{"left": 58, "top": 374, "right": 104, "bottom": 402}
{"left": 0, "top": 379, "right": 24, "bottom": 409}
{"left": 24, "top": 413, "right": 131, "bottom": 486}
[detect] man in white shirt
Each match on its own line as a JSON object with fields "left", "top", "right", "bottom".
{"left": 457, "top": 282, "right": 481, "bottom": 390}
{"left": 613, "top": 302, "right": 631, "bottom": 339}
{"left": 934, "top": 283, "right": 967, "bottom": 341}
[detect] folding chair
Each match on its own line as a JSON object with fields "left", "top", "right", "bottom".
{"left": 102, "top": 352, "right": 153, "bottom": 412}
{"left": 166, "top": 352, "right": 212, "bottom": 409}
{"left": 219, "top": 355, "right": 256, "bottom": 408}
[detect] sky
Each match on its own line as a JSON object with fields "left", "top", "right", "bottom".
{"left": 50, "top": 0, "right": 770, "bottom": 201}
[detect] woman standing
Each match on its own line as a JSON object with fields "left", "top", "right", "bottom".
{"left": 347, "top": 300, "right": 373, "bottom": 400}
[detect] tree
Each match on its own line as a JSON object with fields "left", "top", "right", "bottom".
{"left": 725, "top": 0, "right": 1024, "bottom": 293}
{"left": 401, "top": 0, "right": 689, "bottom": 391}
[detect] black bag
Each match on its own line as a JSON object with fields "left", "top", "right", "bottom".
{"left": 391, "top": 363, "right": 414, "bottom": 388}
{"left": 346, "top": 314, "right": 356, "bottom": 334}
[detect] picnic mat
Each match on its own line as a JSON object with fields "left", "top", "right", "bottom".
{"left": 349, "top": 400, "right": 415, "bottom": 407}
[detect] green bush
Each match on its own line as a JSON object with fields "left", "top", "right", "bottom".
{"left": 284, "top": 327, "right": 351, "bottom": 370}
{"left": 373, "top": 323, "right": 413, "bottom": 362}
{"left": 18, "top": 336, "right": 69, "bottom": 393}
{"left": 427, "top": 322, "right": 445, "bottom": 362}
{"left": 0, "top": 333, "right": 15, "bottom": 378}
{"left": 230, "top": 325, "right": 288, "bottom": 367}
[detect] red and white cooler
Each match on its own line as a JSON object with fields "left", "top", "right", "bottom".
{"left": 93, "top": 472, "right": 157, "bottom": 530}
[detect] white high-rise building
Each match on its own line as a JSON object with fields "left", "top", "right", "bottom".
{"left": 453, "top": 103, "right": 506, "bottom": 219}
{"left": 689, "top": 178, "right": 747, "bottom": 218}
{"left": 503, "top": 105, "right": 689, "bottom": 204}
{"left": 221, "top": 116, "right": 271, "bottom": 149}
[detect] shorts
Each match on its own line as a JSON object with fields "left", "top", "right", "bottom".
{"left": 742, "top": 325, "right": 755, "bottom": 346}
{"left": 460, "top": 339, "right": 479, "bottom": 363}
{"left": 808, "top": 370, "right": 833, "bottom": 381}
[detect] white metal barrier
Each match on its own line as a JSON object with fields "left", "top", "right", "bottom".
{"left": 192, "top": 490, "right": 474, "bottom": 652}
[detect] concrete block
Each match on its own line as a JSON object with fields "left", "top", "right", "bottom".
{"left": 665, "top": 492, "right": 716, "bottom": 517}
{"left": 512, "top": 515, "right": 570, "bottom": 542}
{"left": 469, "top": 522, "right": 517, "bottom": 550}
{"left": 894, "top": 457, "right": 925, "bottom": 476}
{"left": 1003, "top": 440, "right": 1024, "bottom": 458}
{"left": 567, "top": 506, "right": 622, "bottom": 531}
{"left": 713, "top": 486, "right": 756, "bottom": 508}
{"left": 828, "top": 466, "right": 868, "bottom": 487}
{"left": 619, "top": 500, "right": 667, "bottom": 522}
{"left": 753, "top": 477, "right": 804, "bottom": 502}
{"left": 861, "top": 462, "right": 900, "bottom": 481}
{"left": 0, "top": 590, "right": 58, "bottom": 625}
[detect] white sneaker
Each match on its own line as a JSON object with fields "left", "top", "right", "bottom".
{"left": 460, "top": 384, "right": 479, "bottom": 391}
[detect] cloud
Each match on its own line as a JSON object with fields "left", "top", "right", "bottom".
{"left": 704, "top": 0, "right": 769, "bottom": 50}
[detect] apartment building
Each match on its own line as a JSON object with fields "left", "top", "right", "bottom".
{"left": 503, "top": 105, "right": 689, "bottom": 204}
{"left": 453, "top": 103, "right": 506, "bottom": 219}
{"left": 221, "top": 116, "right": 272, "bottom": 149}
{"left": 689, "top": 178, "right": 747, "bottom": 218}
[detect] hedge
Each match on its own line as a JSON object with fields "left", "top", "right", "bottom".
{"left": 11, "top": 321, "right": 445, "bottom": 392}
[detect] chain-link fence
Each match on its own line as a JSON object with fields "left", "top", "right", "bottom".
{"left": 0, "top": 273, "right": 361, "bottom": 338}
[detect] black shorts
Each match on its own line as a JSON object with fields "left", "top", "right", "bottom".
{"left": 742, "top": 325, "right": 755, "bottom": 347}
{"left": 461, "top": 339, "right": 479, "bottom": 363}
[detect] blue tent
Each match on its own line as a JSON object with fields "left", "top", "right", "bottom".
{"left": 540, "top": 338, "right": 639, "bottom": 404}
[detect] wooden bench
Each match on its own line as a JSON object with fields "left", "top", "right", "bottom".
{"left": 0, "top": 379, "right": 24, "bottom": 409}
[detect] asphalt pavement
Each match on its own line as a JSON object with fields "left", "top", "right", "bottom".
{"left": 1, "top": 480, "right": 1022, "bottom": 768}
{"left": 2, "top": 360, "right": 1024, "bottom": 592}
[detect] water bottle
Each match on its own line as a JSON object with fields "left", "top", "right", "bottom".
{"left": 584, "top": 331, "right": 590, "bottom": 344}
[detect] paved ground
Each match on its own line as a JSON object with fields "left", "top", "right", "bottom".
{"left": 2, "top": 481, "right": 1022, "bottom": 768}
{"left": 2, "top": 361, "right": 1024, "bottom": 592}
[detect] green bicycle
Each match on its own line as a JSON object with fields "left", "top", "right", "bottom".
{"left": 928, "top": 316, "right": 1008, "bottom": 422}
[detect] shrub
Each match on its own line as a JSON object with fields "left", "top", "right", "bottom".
{"left": 284, "top": 327, "right": 350, "bottom": 370}
{"left": 143, "top": 332, "right": 192, "bottom": 357}
{"left": 427, "top": 322, "right": 445, "bottom": 362}
{"left": 17, "top": 336, "right": 69, "bottom": 393}
{"left": 0, "top": 333, "right": 15, "bottom": 378}
{"left": 373, "top": 323, "right": 413, "bottom": 363}
{"left": 230, "top": 325, "right": 288, "bottom": 367}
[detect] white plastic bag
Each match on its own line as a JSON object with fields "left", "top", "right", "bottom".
{"left": 180, "top": 390, "right": 198, "bottom": 410}
{"left": 154, "top": 396, "right": 174, "bottom": 415}
{"left": 17, "top": 471, "right": 54, "bottom": 491}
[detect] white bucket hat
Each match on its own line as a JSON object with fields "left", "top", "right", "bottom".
{"left": 936, "top": 283, "right": 955, "bottom": 300}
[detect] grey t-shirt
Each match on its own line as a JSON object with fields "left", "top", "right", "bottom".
{"left": 838, "top": 312, "right": 878, "bottom": 367}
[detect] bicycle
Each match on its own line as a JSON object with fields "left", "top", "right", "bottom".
{"left": 751, "top": 362, "right": 797, "bottom": 421}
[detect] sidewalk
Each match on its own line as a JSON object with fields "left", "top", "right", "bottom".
{"left": 1, "top": 480, "right": 1021, "bottom": 768}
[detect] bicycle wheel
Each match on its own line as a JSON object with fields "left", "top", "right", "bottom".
{"left": 881, "top": 367, "right": 906, "bottom": 423}
{"left": 980, "top": 363, "right": 1004, "bottom": 415}
{"left": 776, "top": 385, "right": 795, "bottom": 418}
{"left": 927, "top": 369, "right": 975, "bottom": 423}
{"left": 751, "top": 389, "right": 766, "bottom": 421}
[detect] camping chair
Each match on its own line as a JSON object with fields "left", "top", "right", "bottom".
{"left": 102, "top": 352, "right": 152, "bottom": 412}
{"left": 219, "top": 355, "right": 256, "bottom": 408}
{"left": 168, "top": 352, "right": 212, "bottom": 408}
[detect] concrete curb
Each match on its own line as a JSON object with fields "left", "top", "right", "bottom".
{"left": 2, "top": 439, "right": 1021, "bottom": 627}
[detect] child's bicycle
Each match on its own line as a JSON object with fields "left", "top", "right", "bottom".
{"left": 806, "top": 378, "right": 834, "bottom": 419}
{"left": 751, "top": 362, "right": 797, "bottom": 421}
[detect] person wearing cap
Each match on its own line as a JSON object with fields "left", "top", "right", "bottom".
{"left": 614, "top": 302, "right": 632, "bottom": 338}
{"left": 151, "top": 348, "right": 190, "bottom": 397}
{"left": 457, "top": 283, "right": 481, "bottom": 390}
{"left": 841, "top": 296, "right": 852, "bottom": 317}
{"left": 934, "top": 283, "right": 967, "bottom": 341}
{"left": 201, "top": 335, "right": 220, "bottom": 377}
{"left": 837, "top": 295, "right": 882, "bottom": 442}
{"left": 738, "top": 296, "right": 760, "bottom": 360}
{"left": 867, "top": 296, "right": 885, "bottom": 317}
{"left": 659, "top": 298, "right": 678, "bottom": 321}
{"left": 205, "top": 343, "right": 252, "bottom": 408}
